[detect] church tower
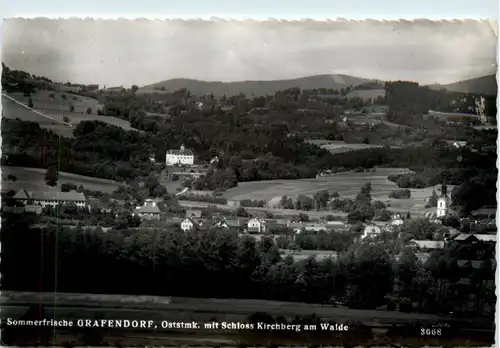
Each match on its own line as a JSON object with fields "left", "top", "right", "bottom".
{"left": 436, "top": 183, "right": 449, "bottom": 218}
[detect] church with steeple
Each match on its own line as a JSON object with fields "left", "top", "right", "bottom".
{"left": 436, "top": 183, "right": 450, "bottom": 218}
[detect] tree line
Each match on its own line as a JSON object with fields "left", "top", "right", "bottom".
{"left": 2, "top": 216, "right": 495, "bottom": 316}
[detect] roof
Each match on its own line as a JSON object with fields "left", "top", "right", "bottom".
{"left": 410, "top": 240, "right": 445, "bottom": 249}
{"left": 224, "top": 218, "right": 244, "bottom": 227}
{"left": 326, "top": 221, "right": 346, "bottom": 226}
{"left": 452, "top": 233, "right": 496, "bottom": 242}
{"left": 13, "top": 189, "right": 30, "bottom": 200}
{"left": 248, "top": 217, "right": 266, "bottom": 223}
{"left": 135, "top": 205, "right": 161, "bottom": 214}
{"left": 183, "top": 218, "right": 199, "bottom": 227}
{"left": 168, "top": 217, "right": 183, "bottom": 224}
{"left": 454, "top": 234, "right": 474, "bottom": 241}
{"left": 14, "top": 190, "right": 86, "bottom": 202}
{"left": 475, "top": 234, "right": 497, "bottom": 242}
{"left": 167, "top": 149, "right": 194, "bottom": 156}
{"left": 471, "top": 208, "right": 497, "bottom": 216}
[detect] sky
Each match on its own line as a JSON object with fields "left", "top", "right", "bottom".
{"left": 2, "top": 19, "right": 498, "bottom": 87}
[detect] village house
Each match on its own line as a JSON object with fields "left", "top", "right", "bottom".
{"left": 13, "top": 189, "right": 87, "bottom": 209}
{"left": 470, "top": 207, "right": 496, "bottom": 221}
{"left": 425, "top": 211, "right": 440, "bottom": 224}
{"left": 289, "top": 222, "right": 305, "bottom": 234}
{"left": 390, "top": 213, "right": 404, "bottom": 227}
{"left": 361, "top": 225, "right": 382, "bottom": 240}
{"left": 408, "top": 240, "right": 445, "bottom": 251}
{"left": 214, "top": 218, "right": 246, "bottom": 233}
{"left": 247, "top": 217, "right": 267, "bottom": 234}
{"left": 165, "top": 144, "right": 194, "bottom": 165}
{"left": 265, "top": 219, "right": 289, "bottom": 234}
{"left": 303, "top": 223, "right": 332, "bottom": 232}
{"left": 448, "top": 233, "right": 496, "bottom": 314}
{"left": 453, "top": 233, "right": 497, "bottom": 244}
{"left": 166, "top": 217, "right": 183, "bottom": 227}
{"left": 181, "top": 218, "right": 199, "bottom": 232}
{"left": 134, "top": 199, "right": 161, "bottom": 220}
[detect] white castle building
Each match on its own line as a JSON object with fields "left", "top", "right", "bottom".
{"left": 165, "top": 144, "right": 194, "bottom": 165}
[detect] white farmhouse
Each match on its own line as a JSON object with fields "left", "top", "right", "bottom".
{"left": 247, "top": 218, "right": 266, "bottom": 234}
{"left": 361, "top": 225, "right": 382, "bottom": 240}
{"left": 165, "top": 144, "right": 194, "bottom": 165}
{"left": 181, "top": 218, "right": 199, "bottom": 232}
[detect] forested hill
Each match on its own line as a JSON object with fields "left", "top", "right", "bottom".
{"left": 139, "top": 74, "right": 378, "bottom": 97}
{"left": 427, "top": 74, "right": 497, "bottom": 96}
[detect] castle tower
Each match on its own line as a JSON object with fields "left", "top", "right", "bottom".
{"left": 436, "top": 183, "right": 449, "bottom": 218}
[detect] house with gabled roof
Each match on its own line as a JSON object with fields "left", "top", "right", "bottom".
{"left": 181, "top": 217, "right": 199, "bottom": 232}
{"left": 214, "top": 217, "right": 246, "bottom": 233}
{"left": 453, "top": 233, "right": 497, "bottom": 244}
{"left": 408, "top": 240, "right": 445, "bottom": 251}
{"left": 13, "top": 189, "right": 87, "bottom": 209}
{"left": 134, "top": 199, "right": 161, "bottom": 220}
{"left": 265, "top": 219, "right": 289, "bottom": 234}
{"left": 247, "top": 217, "right": 267, "bottom": 234}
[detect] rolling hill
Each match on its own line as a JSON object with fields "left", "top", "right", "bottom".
{"left": 427, "top": 74, "right": 497, "bottom": 96}
{"left": 139, "top": 74, "right": 376, "bottom": 97}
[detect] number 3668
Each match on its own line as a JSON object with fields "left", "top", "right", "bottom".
{"left": 421, "top": 328, "right": 442, "bottom": 336}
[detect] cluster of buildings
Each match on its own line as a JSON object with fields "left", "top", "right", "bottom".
{"left": 179, "top": 213, "right": 347, "bottom": 234}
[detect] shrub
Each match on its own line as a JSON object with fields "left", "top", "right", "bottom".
{"left": 388, "top": 189, "right": 411, "bottom": 199}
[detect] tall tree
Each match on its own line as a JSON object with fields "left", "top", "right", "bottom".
{"left": 45, "top": 165, "right": 58, "bottom": 186}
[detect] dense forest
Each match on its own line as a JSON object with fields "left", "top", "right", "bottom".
{"left": 2, "top": 216, "right": 495, "bottom": 315}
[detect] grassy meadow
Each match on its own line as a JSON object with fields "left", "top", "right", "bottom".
{"left": 3, "top": 91, "right": 141, "bottom": 136}
{"left": 1, "top": 166, "right": 122, "bottom": 194}
{"left": 222, "top": 168, "right": 441, "bottom": 217}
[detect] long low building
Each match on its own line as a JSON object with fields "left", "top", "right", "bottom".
{"left": 13, "top": 189, "right": 87, "bottom": 209}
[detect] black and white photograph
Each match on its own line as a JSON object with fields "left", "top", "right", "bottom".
{"left": 0, "top": 19, "right": 497, "bottom": 347}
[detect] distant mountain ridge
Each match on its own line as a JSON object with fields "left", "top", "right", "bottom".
{"left": 140, "top": 73, "right": 497, "bottom": 97}
{"left": 139, "top": 74, "right": 379, "bottom": 97}
{"left": 427, "top": 74, "right": 497, "bottom": 96}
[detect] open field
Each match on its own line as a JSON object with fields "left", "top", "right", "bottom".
{"left": 3, "top": 92, "right": 141, "bottom": 135}
{"left": 2, "top": 95, "right": 75, "bottom": 137}
{"left": 1, "top": 166, "right": 123, "bottom": 194}
{"left": 179, "top": 200, "right": 348, "bottom": 219}
{"left": 1, "top": 291, "right": 446, "bottom": 325}
{"left": 222, "top": 168, "right": 441, "bottom": 217}
{"left": 9, "top": 90, "right": 103, "bottom": 114}
{"left": 321, "top": 141, "right": 385, "bottom": 153}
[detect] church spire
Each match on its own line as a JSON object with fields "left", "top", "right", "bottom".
{"left": 440, "top": 182, "right": 448, "bottom": 197}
